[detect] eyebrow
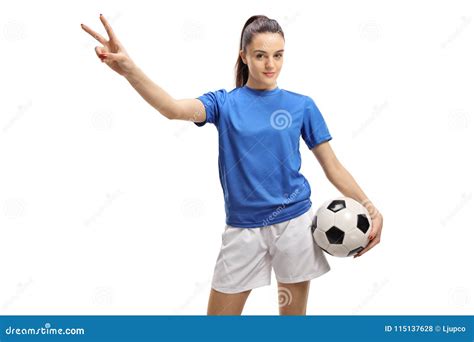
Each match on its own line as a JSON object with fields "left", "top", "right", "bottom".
{"left": 253, "top": 49, "right": 285, "bottom": 53}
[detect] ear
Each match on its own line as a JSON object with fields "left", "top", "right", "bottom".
{"left": 239, "top": 50, "right": 247, "bottom": 65}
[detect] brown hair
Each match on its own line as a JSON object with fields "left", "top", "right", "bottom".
{"left": 235, "top": 15, "right": 285, "bottom": 88}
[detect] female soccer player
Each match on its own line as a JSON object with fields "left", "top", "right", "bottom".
{"left": 81, "top": 14, "right": 384, "bottom": 316}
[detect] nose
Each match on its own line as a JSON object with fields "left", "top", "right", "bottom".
{"left": 265, "top": 57, "right": 275, "bottom": 69}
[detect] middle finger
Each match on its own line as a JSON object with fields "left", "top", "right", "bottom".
{"left": 99, "top": 14, "right": 117, "bottom": 41}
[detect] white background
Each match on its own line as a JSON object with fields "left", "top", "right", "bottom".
{"left": 0, "top": 0, "right": 472, "bottom": 315}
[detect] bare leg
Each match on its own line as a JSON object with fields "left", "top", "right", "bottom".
{"left": 207, "top": 288, "right": 252, "bottom": 315}
{"left": 277, "top": 280, "right": 310, "bottom": 315}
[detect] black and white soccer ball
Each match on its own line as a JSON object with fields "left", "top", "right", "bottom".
{"left": 311, "top": 197, "right": 372, "bottom": 257}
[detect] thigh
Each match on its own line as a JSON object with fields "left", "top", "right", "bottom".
{"left": 212, "top": 225, "right": 272, "bottom": 294}
{"left": 272, "top": 208, "right": 330, "bottom": 283}
{"left": 207, "top": 288, "right": 251, "bottom": 315}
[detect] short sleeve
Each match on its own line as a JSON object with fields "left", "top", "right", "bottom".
{"left": 194, "top": 89, "right": 227, "bottom": 127}
{"left": 301, "top": 96, "right": 332, "bottom": 149}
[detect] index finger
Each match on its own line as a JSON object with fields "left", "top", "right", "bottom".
{"left": 81, "top": 23, "right": 107, "bottom": 45}
{"left": 100, "top": 14, "right": 117, "bottom": 41}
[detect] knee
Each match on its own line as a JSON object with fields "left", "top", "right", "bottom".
{"left": 207, "top": 288, "right": 251, "bottom": 315}
{"left": 277, "top": 281, "right": 310, "bottom": 315}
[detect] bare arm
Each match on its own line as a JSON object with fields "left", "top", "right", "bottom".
{"left": 311, "top": 141, "right": 380, "bottom": 219}
{"left": 312, "top": 141, "right": 384, "bottom": 258}
{"left": 124, "top": 66, "right": 206, "bottom": 122}
{"left": 81, "top": 14, "right": 206, "bottom": 123}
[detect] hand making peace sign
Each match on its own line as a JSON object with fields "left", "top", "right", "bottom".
{"left": 81, "top": 14, "right": 136, "bottom": 76}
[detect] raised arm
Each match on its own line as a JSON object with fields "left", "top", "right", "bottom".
{"left": 124, "top": 67, "right": 206, "bottom": 122}
{"left": 81, "top": 14, "right": 206, "bottom": 123}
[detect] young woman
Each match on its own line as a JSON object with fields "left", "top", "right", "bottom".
{"left": 81, "top": 14, "right": 384, "bottom": 315}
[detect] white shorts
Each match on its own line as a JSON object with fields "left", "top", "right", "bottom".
{"left": 211, "top": 206, "right": 331, "bottom": 294}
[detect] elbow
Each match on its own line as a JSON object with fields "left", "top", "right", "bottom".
{"left": 156, "top": 110, "right": 175, "bottom": 120}
{"left": 166, "top": 100, "right": 181, "bottom": 120}
{"left": 152, "top": 103, "right": 176, "bottom": 120}
{"left": 159, "top": 106, "right": 177, "bottom": 120}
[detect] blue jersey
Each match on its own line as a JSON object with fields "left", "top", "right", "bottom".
{"left": 195, "top": 85, "right": 332, "bottom": 228}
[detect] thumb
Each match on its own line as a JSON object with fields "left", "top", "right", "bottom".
{"left": 98, "top": 52, "right": 122, "bottom": 64}
{"left": 95, "top": 46, "right": 109, "bottom": 63}
{"left": 95, "top": 46, "right": 107, "bottom": 59}
{"left": 94, "top": 46, "right": 120, "bottom": 63}
{"left": 101, "top": 52, "right": 121, "bottom": 62}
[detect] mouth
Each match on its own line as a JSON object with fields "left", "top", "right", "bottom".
{"left": 263, "top": 72, "right": 275, "bottom": 78}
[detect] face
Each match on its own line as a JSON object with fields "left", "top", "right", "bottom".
{"left": 239, "top": 32, "right": 285, "bottom": 90}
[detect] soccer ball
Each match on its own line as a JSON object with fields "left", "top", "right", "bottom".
{"left": 311, "top": 197, "right": 372, "bottom": 257}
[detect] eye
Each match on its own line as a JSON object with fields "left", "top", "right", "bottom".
{"left": 256, "top": 54, "right": 264, "bottom": 59}
{"left": 274, "top": 53, "right": 283, "bottom": 58}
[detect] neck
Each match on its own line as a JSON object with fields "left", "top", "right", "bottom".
{"left": 245, "top": 78, "right": 278, "bottom": 91}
